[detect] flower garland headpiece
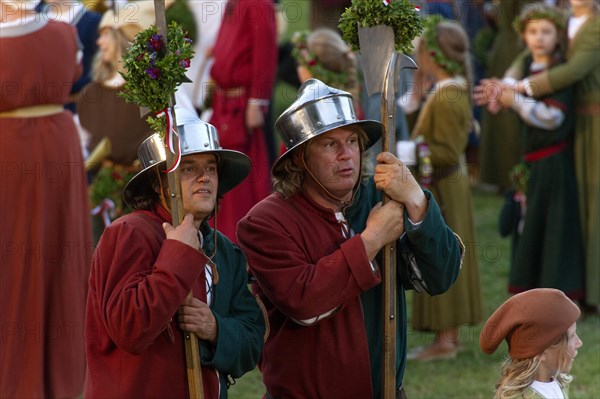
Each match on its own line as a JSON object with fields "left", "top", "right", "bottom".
{"left": 423, "top": 15, "right": 464, "bottom": 75}
{"left": 513, "top": 3, "right": 567, "bottom": 34}
{"left": 291, "top": 31, "right": 351, "bottom": 91}
{"left": 119, "top": 21, "right": 193, "bottom": 171}
{"left": 338, "top": 0, "right": 423, "bottom": 54}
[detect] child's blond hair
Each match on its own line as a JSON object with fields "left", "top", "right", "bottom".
{"left": 494, "top": 333, "right": 573, "bottom": 399}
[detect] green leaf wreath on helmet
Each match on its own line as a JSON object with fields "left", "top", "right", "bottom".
{"left": 119, "top": 21, "right": 194, "bottom": 135}
{"left": 338, "top": 0, "right": 424, "bottom": 54}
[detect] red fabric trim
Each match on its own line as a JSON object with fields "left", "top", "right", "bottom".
{"left": 542, "top": 98, "right": 568, "bottom": 113}
{"left": 523, "top": 141, "right": 567, "bottom": 163}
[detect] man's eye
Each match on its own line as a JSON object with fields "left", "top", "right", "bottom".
{"left": 206, "top": 166, "right": 217, "bottom": 173}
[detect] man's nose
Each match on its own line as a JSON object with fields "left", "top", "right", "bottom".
{"left": 196, "top": 170, "right": 211, "bottom": 182}
{"left": 338, "top": 144, "right": 352, "bottom": 159}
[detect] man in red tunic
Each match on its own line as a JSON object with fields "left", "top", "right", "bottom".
{"left": 237, "top": 79, "right": 463, "bottom": 398}
{"left": 209, "top": 0, "right": 277, "bottom": 243}
{"left": 85, "top": 109, "right": 265, "bottom": 398}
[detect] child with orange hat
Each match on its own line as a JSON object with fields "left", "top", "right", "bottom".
{"left": 480, "top": 289, "right": 583, "bottom": 399}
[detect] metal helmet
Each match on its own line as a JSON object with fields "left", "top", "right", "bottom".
{"left": 273, "top": 78, "right": 382, "bottom": 171}
{"left": 123, "top": 107, "right": 251, "bottom": 205}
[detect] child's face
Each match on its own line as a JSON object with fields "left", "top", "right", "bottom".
{"left": 97, "top": 28, "right": 118, "bottom": 64}
{"left": 417, "top": 40, "right": 434, "bottom": 73}
{"left": 523, "top": 19, "right": 559, "bottom": 60}
{"left": 543, "top": 323, "right": 583, "bottom": 377}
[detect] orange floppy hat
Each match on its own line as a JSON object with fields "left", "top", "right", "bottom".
{"left": 480, "top": 288, "right": 580, "bottom": 359}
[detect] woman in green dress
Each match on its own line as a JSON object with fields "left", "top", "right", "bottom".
{"left": 398, "top": 17, "right": 483, "bottom": 361}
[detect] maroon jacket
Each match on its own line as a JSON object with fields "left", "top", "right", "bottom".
{"left": 238, "top": 192, "right": 381, "bottom": 398}
{"left": 84, "top": 206, "right": 219, "bottom": 398}
{"left": 237, "top": 184, "right": 462, "bottom": 398}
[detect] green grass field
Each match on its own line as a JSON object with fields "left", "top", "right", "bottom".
{"left": 226, "top": 2, "right": 600, "bottom": 397}
{"left": 229, "top": 190, "right": 600, "bottom": 399}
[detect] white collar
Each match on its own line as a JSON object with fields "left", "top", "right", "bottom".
{"left": 430, "top": 76, "right": 467, "bottom": 95}
{"left": 530, "top": 379, "right": 564, "bottom": 399}
{"left": 0, "top": 14, "right": 47, "bottom": 37}
{"left": 568, "top": 14, "right": 589, "bottom": 40}
{"left": 530, "top": 62, "right": 548, "bottom": 73}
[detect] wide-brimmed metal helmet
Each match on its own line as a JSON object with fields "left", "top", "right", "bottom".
{"left": 273, "top": 78, "right": 382, "bottom": 172}
{"left": 123, "top": 107, "right": 251, "bottom": 205}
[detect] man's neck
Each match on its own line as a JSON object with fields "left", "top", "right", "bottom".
{"left": 302, "top": 182, "right": 350, "bottom": 212}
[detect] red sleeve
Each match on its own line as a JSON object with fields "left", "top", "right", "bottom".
{"left": 91, "top": 220, "right": 207, "bottom": 354}
{"left": 237, "top": 212, "right": 381, "bottom": 322}
{"left": 247, "top": 0, "right": 277, "bottom": 99}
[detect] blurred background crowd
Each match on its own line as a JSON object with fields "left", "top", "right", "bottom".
{"left": 1, "top": 0, "right": 598, "bottom": 397}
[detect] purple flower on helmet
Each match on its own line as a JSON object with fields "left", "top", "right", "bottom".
{"left": 179, "top": 59, "right": 191, "bottom": 68}
{"left": 184, "top": 37, "right": 192, "bottom": 44}
{"left": 145, "top": 67, "right": 161, "bottom": 79}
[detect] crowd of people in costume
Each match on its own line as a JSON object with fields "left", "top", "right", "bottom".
{"left": 1, "top": 1, "right": 598, "bottom": 398}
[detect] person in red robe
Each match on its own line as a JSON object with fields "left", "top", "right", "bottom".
{"left": 209, "top": 0, "right": 277, "bottom": 243}
{"left": 0, "top": 1, "right": 92, "bottom": 397}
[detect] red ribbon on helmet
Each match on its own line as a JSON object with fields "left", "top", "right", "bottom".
{"left": 91, "top": 198, "right": 116, "bottom": 228}
{"left": 156, "top": 107, "right": 181, "bottom": 173}
{"left": 383, "top": 1, "right": 421, "bottom": 11}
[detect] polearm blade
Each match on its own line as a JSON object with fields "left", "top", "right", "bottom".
{"left": 384, "top": 53, "right": 418, "bottom": 159}
{"left": 358, "top": 24, "right": 417, "bottom": 399}
{"left": 152, "top": 1, "right": 204, "bottom": 398}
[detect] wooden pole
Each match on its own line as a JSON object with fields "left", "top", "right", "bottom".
{"left": 380, "top": 52, "right": 398, "bottom": 399}
{"left": 152, "top": 2, "right": 204, "bottom": 398}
